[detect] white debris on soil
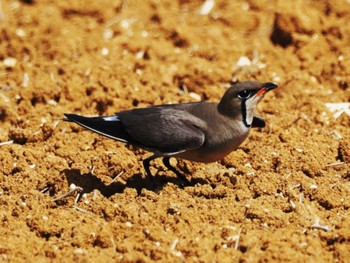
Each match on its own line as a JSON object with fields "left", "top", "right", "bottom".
{"left": 3, "top": 57, "right": 17, "bottom": 68}
{"left": 199, "top": 0, "right": 215, "bottom": 15}
{"left": 325, "top": 103, "right": 350, "bottom": 119}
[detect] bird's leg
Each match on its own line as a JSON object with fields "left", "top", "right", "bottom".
{"left": 162, "top": 157, "right": 192, "bottom": 185}
{"left": 143, "top": 155, "right": 158, "bottom": 183}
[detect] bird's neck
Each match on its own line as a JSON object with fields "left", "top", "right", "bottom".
{"left": 217, "top": 101, "right": 248, "bottom": 128}
{"left": 217, "top": 101, "right": 241, "bottom": 118}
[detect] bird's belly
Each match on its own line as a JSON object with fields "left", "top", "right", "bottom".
{"left": 175, "top": 132, "right": 249, "bottom": 163}
{"left": 176, "top": 149, "right": 232, "bottom": 163}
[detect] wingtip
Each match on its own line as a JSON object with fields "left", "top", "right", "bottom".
{"left": 63, "top": 113, "right": 79, "bottom": 122}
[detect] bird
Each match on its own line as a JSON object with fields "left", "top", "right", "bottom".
{"left": 64, "top": 81, "right": 277, "bottom": 184}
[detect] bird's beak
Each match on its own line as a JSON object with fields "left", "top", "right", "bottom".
{"left": 256, "top": 82, "right": 278, "bottom": 97}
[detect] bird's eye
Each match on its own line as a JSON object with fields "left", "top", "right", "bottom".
{"left": 237, "top": 90, "right": 251, "bottom": 99}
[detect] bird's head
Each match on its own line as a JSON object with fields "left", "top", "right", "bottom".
{"left": 218, "top": 81, "right": 277, "bottom": 127}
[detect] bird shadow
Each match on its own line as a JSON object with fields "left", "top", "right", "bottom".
{"left": 61, "top": 168, "right": 207, "bottom": 198}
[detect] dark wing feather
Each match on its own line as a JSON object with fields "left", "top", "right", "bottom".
{"left": 118, "top": 107, "right": 207, "bottom": 153}
{"left": 64, "top": 114, "right": 133, "bottom": 143}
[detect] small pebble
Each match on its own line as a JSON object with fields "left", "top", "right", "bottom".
{"left": 3, "top": 57, "right": 17, "bottom": 68}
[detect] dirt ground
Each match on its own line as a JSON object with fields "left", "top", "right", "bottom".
{"left": 1, "top": 0, "right": 350, "bottom": 262}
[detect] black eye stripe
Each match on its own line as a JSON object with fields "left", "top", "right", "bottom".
{"left": 241, "top": 100, "right": 251, "bottom": 127}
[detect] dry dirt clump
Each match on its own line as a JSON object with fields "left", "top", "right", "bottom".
{"left": 1, "top": 0, "right": 350, "bottom": 262}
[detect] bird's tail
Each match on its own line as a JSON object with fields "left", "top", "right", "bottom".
{"left": 64, "top": 114, "right": 131, "bottom": 143}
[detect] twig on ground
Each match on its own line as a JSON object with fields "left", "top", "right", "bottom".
{"left": 170, "top": 238, "right": 179, "bottom": 251}
{"left": 311, "top": 217, "right": 331, "bottom": 232}
{"left": 232, "top": 228, "right": 242, "bottom": 250}
{"left": 40, "top": 186, "right": 50, "bottom": 193}
{"left": 0, "top": 140, "right": 13, "bottom": 146}
{"left": 298, "top": 192, "right": 304, "bottom": 204}
{"left": 72, "top": 205, "right": 88, "bottom": 213}
{"left": 109, "top": 170, "right": 124, "bottom": 185}
{"left": 290, "top": 183, "right": 301, "bottom": 190}
{"left": 325, "top": 162, "right": 345, "bottom": 168}
{"left": 52, "top": 184, "right": 83, "bottom": 202}
{"left": 199, "top": 0, "right": 215, "bottom": 15}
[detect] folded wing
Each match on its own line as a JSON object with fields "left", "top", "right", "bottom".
{"left": 118, "top": 107, "right": 207, "bottom": 153}
{"left": 64, "top": 107, "right": 207, "bottom": 154}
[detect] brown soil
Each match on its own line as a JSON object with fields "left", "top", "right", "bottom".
{"left": 1, "top": 0, "right": 350, "bottom": 262}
